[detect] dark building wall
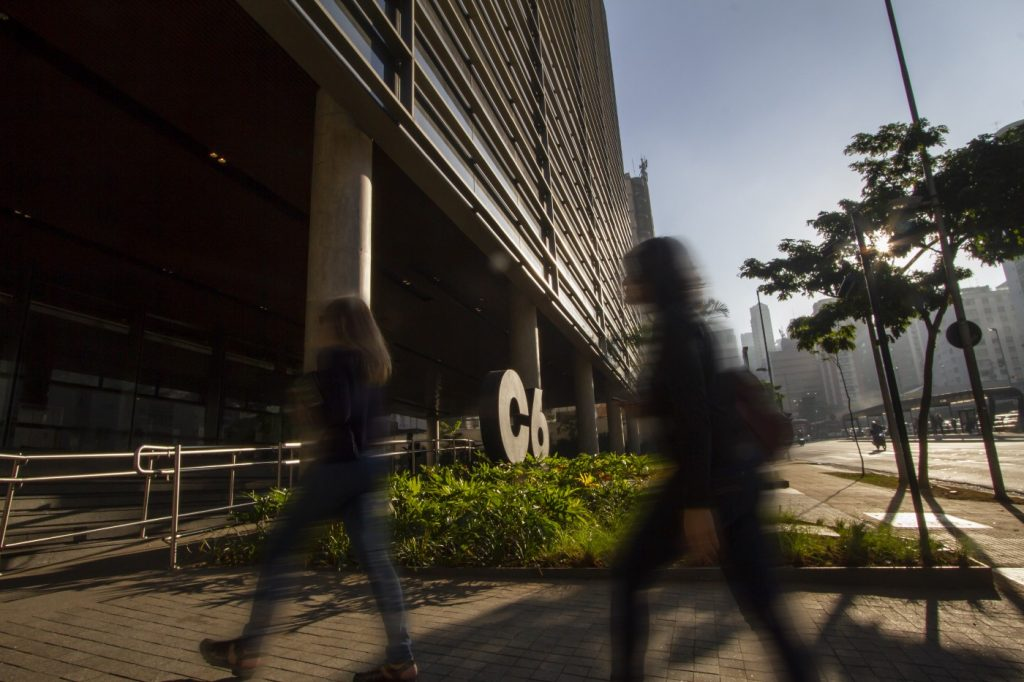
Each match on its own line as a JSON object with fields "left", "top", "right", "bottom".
{"left": 244, "top": 0, "right": 642, "bottom": 389}
{"left": 0, "top": 1, "right": 643, "bottom": 452}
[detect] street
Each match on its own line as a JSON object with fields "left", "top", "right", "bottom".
{"left": 789, "top": 436, "right": 1024, "bottom": 495}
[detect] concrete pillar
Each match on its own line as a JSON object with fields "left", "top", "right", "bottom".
{"left": 427, "top": 414, "right": 439, "bottom": 466}
{"left": 509, "top": 290, "right": 541, "bottom": 389}
{"left": 626, "top": 416, "right": 641, "bottom": 454}
{"left": 304, "top": 89, "right": 373, "bottom": 371}
{"left": 574, "top": 351, "right": 599, "bottom": 454}
{"left": 607, "top": 400, "right": 625, "bottom": 453}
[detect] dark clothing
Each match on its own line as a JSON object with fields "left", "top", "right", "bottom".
{"left": 242, "top": 347, "right": 413, "bottom": 664}
{"left": 611, "top": 444, "right": 814, "bottom": 682}
{"left": 612, "top": 312, "right": 814, "bottom": 681}
{"left": 644, "top": 305, "right": 718, "bottom": 508}
{"left": 242, "top": 459, "right": 412, "bottom": 663}
{"left": 315, "top": 347, "right": 383, "bottom": 463}
{"left": 611, "top": 465, "right": 811, "bottom": 682}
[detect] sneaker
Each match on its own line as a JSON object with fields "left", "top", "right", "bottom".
{"left": 199, "top": 637, "right": 262, "bottom": 679}
{"left": 352, "top": 660, "right": 418, "bottom": 681}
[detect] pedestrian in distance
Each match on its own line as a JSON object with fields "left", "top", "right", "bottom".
{"left": 199, "top": 296, "right": 417, "bottom": 681}
{"left": 611, "top": 237, "right": 816, "bottom": 682}
{"left": 870, "top": 419, "right": 887, "bottom": 451}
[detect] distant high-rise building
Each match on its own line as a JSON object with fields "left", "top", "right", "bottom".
{"left": 740, "top": 332, "right": 755, "bottom": 369}
{"left": 769, "top": 338, "right": 826, "bottom": 419}
{"left": 625, "top": 158, "right": 655, "bottom": 243}
{"left": 810, "top": 299, "right": 862, "bottom": 412}
{"left": 928, "top": 284, "right": 1023, "bottom": 391}
{"left": 748, "top": 302, "right": 775, "bottom": 379}
{"left": 710, "top": 326, "right": 742, "bottom": 369}
{"left": 1003, "top": 258, "right": 1024, "bottom": 361}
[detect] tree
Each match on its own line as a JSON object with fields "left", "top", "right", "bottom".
{"left": 741, "top": 121, "right": 1023, "bottom": 489}
{"left": 843, "top": 121, "right": 1021, "bottom": 485}
{"left": 700, "top": 298, "right": 730, "bottom": 319}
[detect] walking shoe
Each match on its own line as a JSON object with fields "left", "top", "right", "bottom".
{"left": 199, "top": 637, "right": 261, "bottom": 679}
{"left": 352, "top": 660, "right": 418, "bottom": 681}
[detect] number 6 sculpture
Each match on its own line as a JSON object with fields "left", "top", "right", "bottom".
{"left": 479, "top": 369, "right": 550, "bottom": 462}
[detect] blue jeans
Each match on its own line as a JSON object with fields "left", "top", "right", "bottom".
{"left": 242, "top": 457, "right": 414, "bottom": 663}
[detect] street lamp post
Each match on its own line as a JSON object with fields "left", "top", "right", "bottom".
{"left": 988, "top": 327, "right": 1011, "bottom": 384}
{"left": 851, "top": 210, "right": 932, "bottom": 565}
{"left": 884, "top": 0, "right": 1007, "bottom": 500}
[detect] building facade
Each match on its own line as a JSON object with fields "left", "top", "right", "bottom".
{"left": 1, "top": 1, "right": 641, "bottom": 454}
{"left": 924, "top": 285, "right": 1023, "bottom": 392}
{"left": 625, "top": 158, "right": 654, "bottom": 244}
{"left": 748, "top": 302, "right": 775, "bottom": 380}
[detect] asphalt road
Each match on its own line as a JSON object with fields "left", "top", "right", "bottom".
{"left": 788, "top": 436, "right": 1024, "bottom": 495}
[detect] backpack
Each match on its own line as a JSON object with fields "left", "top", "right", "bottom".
{"left": 723, "top": 369, "right": 794, "bottom": 459}
{"left": 284, "top": 372, "right": 326, "bottom": 442}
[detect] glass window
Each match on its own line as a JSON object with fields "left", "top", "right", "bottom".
{"left": 0, "top": 292, "right": 17, "bottom": 447}
{"left": 220, "top": 352, "right": 288, "bottom": 445}
{"left": 132, "top": 332, "right": 210, "bottom": 446}
{"left": 322, "top": 0, "right": 394, "bottom": 84}
{"left": 8, "top": 304, "right": 135, "bottom": 452}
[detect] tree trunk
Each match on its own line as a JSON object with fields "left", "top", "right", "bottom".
{"left": 916, "top": 303, "right": 948, "bottom": 490}
{"left": 866, "top": 319, "right": 908, "bottom": 485}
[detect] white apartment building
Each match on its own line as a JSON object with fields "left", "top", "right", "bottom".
{"left": 925, "top": 285, "right": 1023, "bottom": 391}
{"left": 769, "top": 338, "right": 827, "bottom": 419}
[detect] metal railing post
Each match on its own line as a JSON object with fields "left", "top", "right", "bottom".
{"left": 276, "top": 444, "right": 283, "bottom": 488}
{"left": 169, "top": 444, "right": 183, "bottom": 570}
{"left": 228, "top": 452, "right": 237, "bottom": 507}
{"left": 139, "top": 456, "right": 153, "bottom": 539}
{"left": 1, "top": 457, "right": 24, "bottom": 570}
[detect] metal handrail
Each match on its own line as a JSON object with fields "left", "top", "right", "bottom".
{"left": 0, "top": 436, "right": 482, "bottom": 572}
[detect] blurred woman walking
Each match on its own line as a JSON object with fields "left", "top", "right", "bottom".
{"left": 199, "top": 296, "right": 416, "bottom": 681}
{"left": 611, "top": 237, "right": 814, "bottom": 682}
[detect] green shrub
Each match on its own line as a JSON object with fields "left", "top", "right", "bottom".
{"left": 199, "top": 453, "right": 653, "bottom": 568}
{"left": 199, "top": 454, "right": 969, "bottom": 569}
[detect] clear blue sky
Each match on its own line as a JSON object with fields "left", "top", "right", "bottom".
{"left": 606, "top": 0, "right": 1024, "bottom": 346}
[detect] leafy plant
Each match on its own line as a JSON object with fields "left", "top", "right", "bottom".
{"left": 198, "top": 453, "right": 970, "bottom": 569}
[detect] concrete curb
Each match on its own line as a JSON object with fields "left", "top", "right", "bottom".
{"left": 403, "top": 565, "right": 994, "bottom": 589}
{"left": 993, "top": 568, "right": 1024, "bottom": 600}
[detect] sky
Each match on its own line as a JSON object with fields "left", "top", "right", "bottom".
{"left": 606, "top": 0, "right": 1024, "bottom": 348}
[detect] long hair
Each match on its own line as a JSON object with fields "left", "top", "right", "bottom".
{"left": 319, "top": 296, "right": 392, "bottom": 385}
{"left": 623, "top": 237, "right": 702, "bottom": 311}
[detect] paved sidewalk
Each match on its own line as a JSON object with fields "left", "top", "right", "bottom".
{"left": 0, "top": 460, "right": 1023, "bottom": 681}
{"left": 2, "top": 567, "right": 1024, "bottom": 681}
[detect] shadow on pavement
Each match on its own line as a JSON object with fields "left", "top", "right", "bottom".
{"left": 163, "top": 575, "right": 1024, "bottom": 681}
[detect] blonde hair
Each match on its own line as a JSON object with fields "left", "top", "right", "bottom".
{"left": 319, "top": 296, "right": 392, "bottom": 385}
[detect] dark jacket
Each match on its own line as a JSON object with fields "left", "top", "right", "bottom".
{"left": 645, "top": 304, "right": 718, "bottom": 508}
{"left": 316, "top": 347, "right": 382, "bottom": 463}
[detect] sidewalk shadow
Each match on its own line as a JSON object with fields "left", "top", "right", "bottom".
{"left": 811, "top": 589, "right": 1020, "bottom": 678}
{"left": 882, "top": 485, "right": 906, "bottom": 525}
{"left": 795, "top": 476, "right": 862, "bottom": 522}
{"left": 918, "top": 490, "right": 1024, "bottom": 615}
{"left": 118, "top": 574, "right": 1024, "bottom": 682}
{"left": 998, "top": 498, "right": 1024, "bottom": 525}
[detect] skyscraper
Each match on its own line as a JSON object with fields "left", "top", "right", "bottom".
{"left": 748, "top": 302, "right": 775, "bottom": 379}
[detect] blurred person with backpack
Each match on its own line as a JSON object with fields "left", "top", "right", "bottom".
{"left": 611, "top": 237, "right": 815, "bottom": 682}
{"left": 198, "top": 296, "right": 417, "bottom": 681}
